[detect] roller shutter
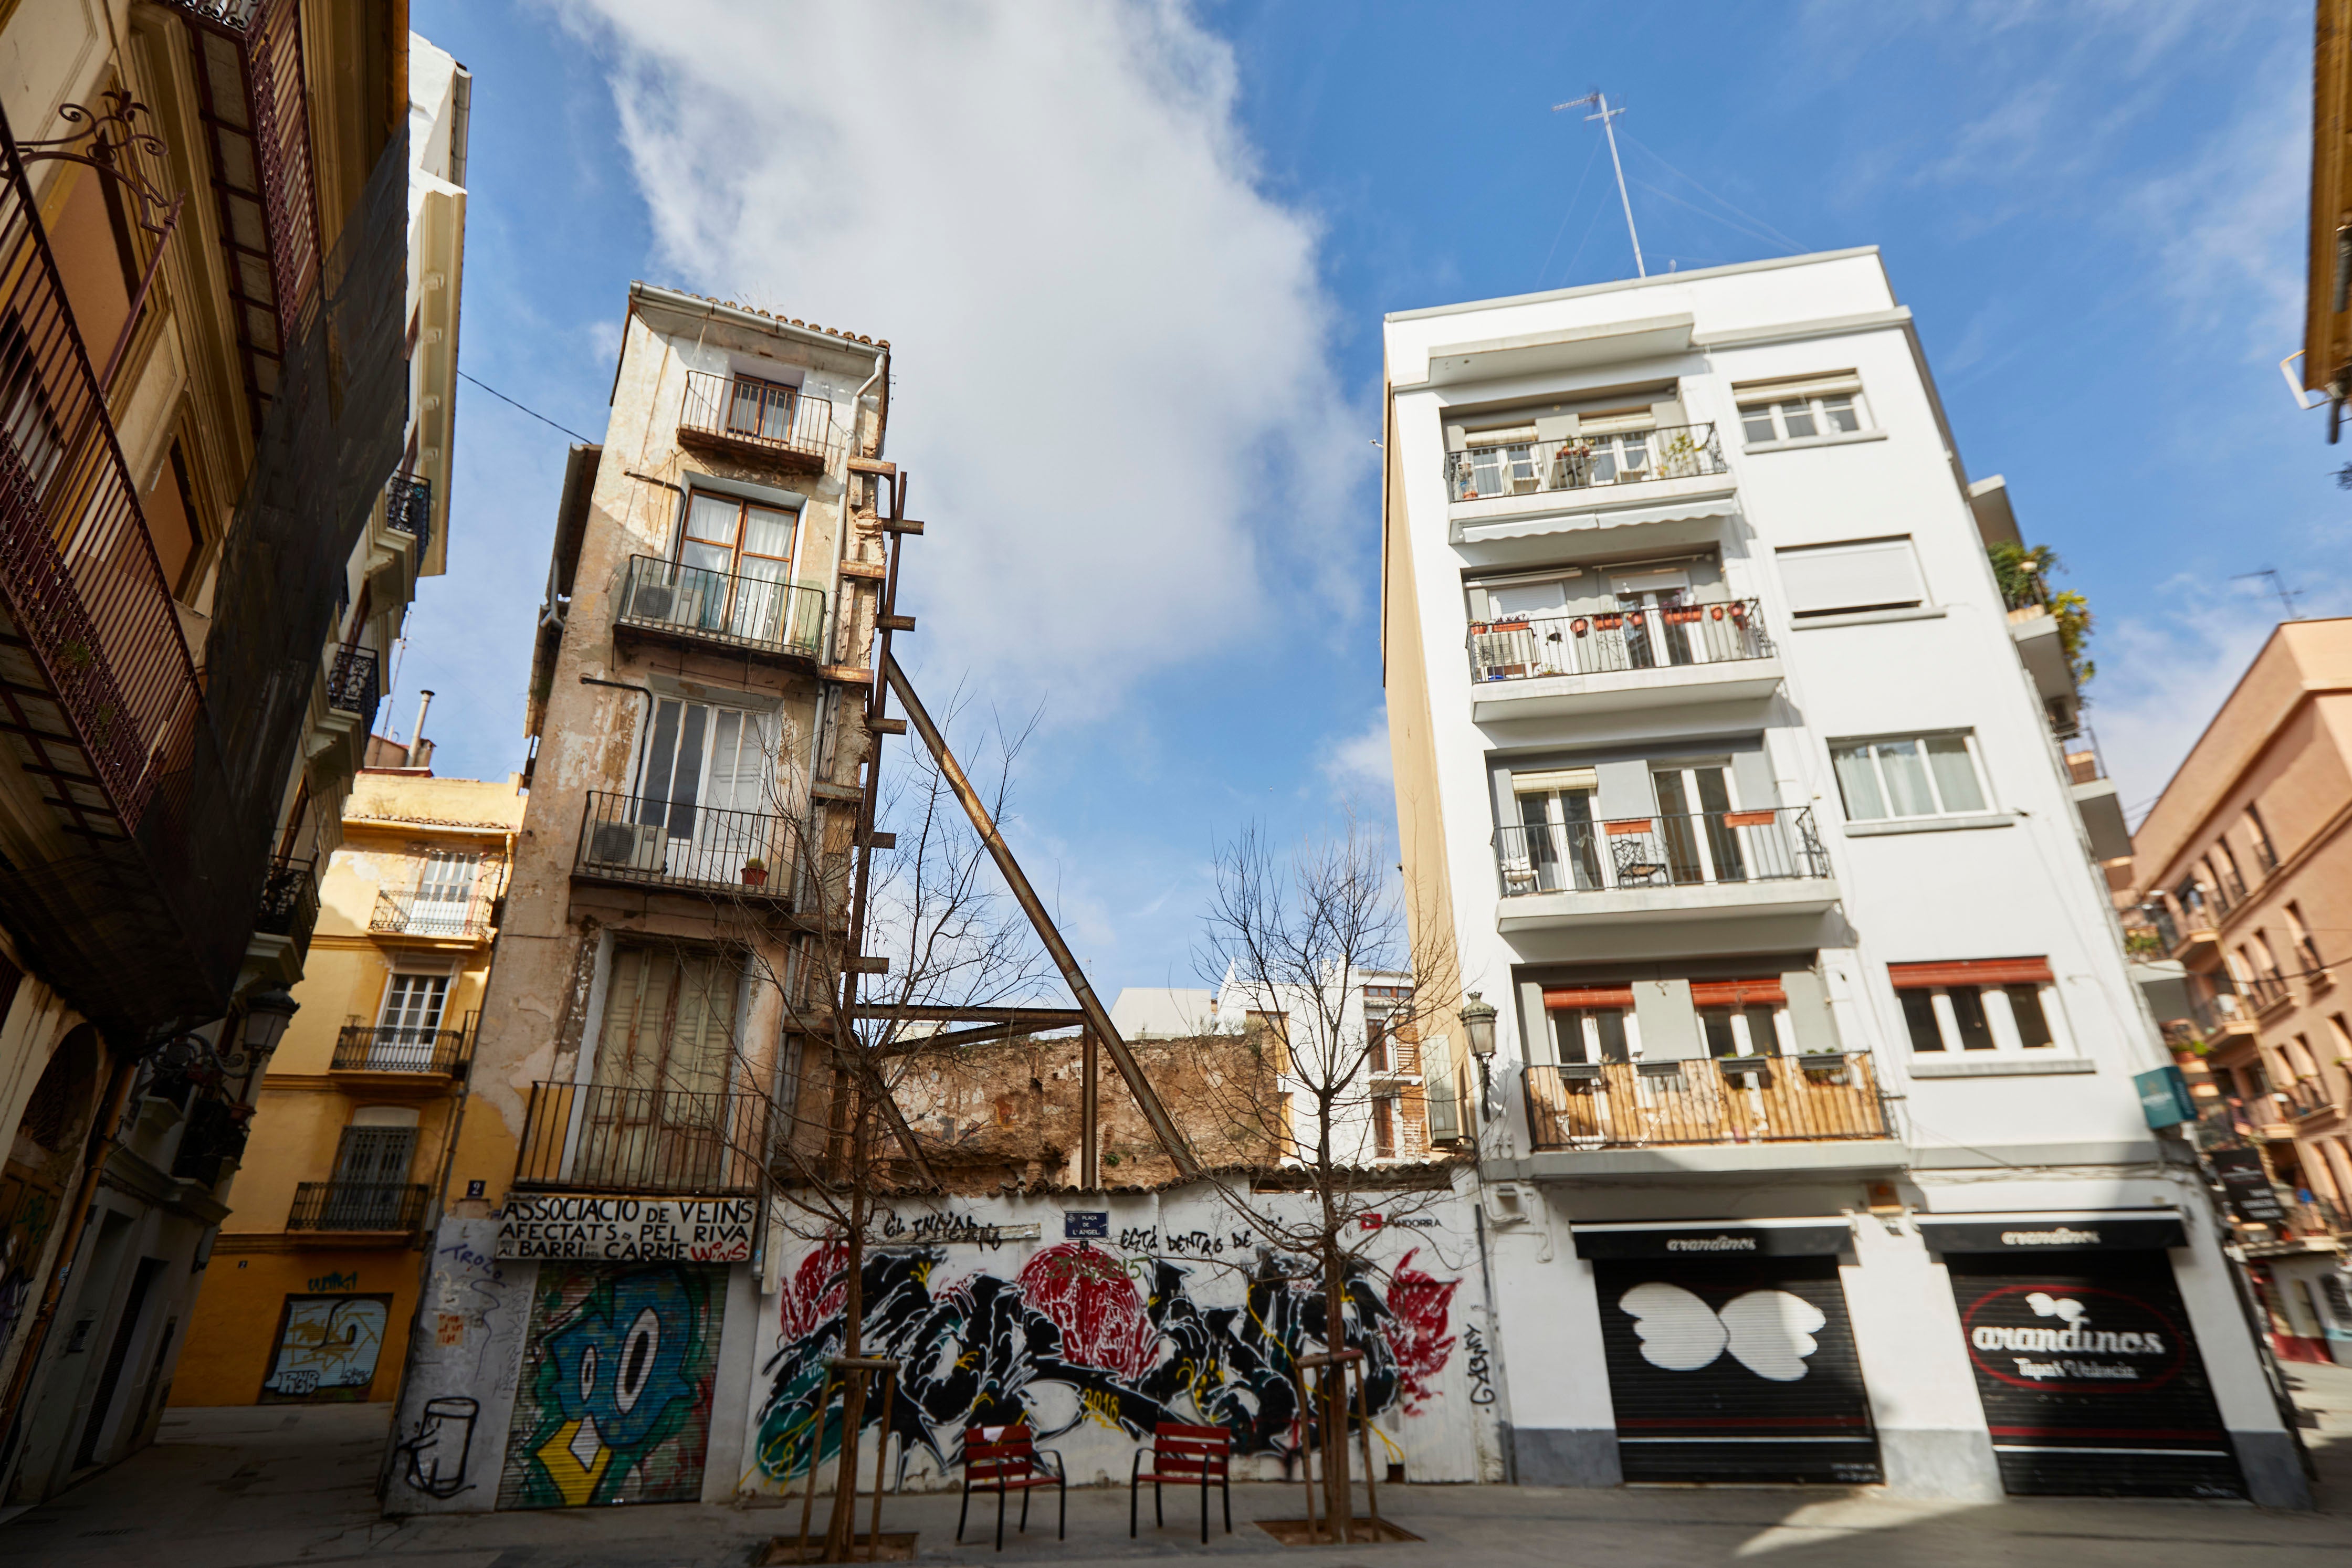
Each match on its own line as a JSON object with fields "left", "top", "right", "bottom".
{"left": 1591, "top": 1251, "right": 1881, "bottom": 1484}
{"left": 1943, "top": 1250, "right": 2244, "bottom": 1499}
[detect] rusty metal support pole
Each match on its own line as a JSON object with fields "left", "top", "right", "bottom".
{"left": 830, "top": 471, "right": 934, "bottom": 1186}
{"left": 1081, "top": 1029, "right": 1098, "bottom": 1188}
{"left": 1356, "top": 1360, "right": 1382, "bottom": 1539}
{"left": 883, "top": 655, "right": 1200, "bottom": 1177}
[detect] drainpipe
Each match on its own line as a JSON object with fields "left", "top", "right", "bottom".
{"left": 406, "top": 690, "right": 434, "bottom": 768}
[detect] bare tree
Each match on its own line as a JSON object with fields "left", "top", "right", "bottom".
{"left": 615, "top": 690, "right": 1056, "bottom": 1560}
{"left": 1185, "top": 817, "right": 1461, "bottom": 1538}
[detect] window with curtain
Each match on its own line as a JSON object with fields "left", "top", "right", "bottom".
{"left": 1831, "top": 732, "right": 1989, "bottom": 822}
{"left": 593, "top": 944, "right": 739, "bottom": 1099}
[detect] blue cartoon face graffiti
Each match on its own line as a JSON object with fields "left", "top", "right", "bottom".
{"left": 498, "top": 1264, "right": 723, "bottom": 1509}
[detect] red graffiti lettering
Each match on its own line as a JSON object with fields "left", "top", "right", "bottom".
{"left": 1383, "top": 1248, "right": 1458, "bottom": 1414}
{"left": 777, "top": 1240, "right": 849, "bottom": 1343}
{"left": 1017, "top": 1243, "right": 1157, "bottom": 1380}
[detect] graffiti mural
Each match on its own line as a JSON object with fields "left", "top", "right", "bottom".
{"left": 0, "top": 1166, "right": 64, "bottom": 1356}
{"left": 497, "top": 1261, "right": 726, "bottom": 1509}
{"left": 751, "top": 1237, "right": 1463, "bottom": 1488}
{"left": 259, "top": 1295, "right": 393, "bottom": 1403}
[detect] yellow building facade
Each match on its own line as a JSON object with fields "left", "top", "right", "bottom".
{"left": 173, "top": 769, "right": 522, "bottom": 1407}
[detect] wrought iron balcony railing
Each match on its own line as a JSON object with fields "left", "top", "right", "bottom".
{"left": 1468, "top": 598, "right": 1769, "bottom": 684}
{"left": 574, "top": 790, "right": 797, "bottom": 899}
{"left": 2282, "top": 1077, "right": 2338, "bottom": 1120}
{"left": 1444, "top": 421, "right": 1727, "bottom": 504}
{"left": 512, "top": 1080, "right": 768, "bottom": 1195}
{"left": 677, "top": 370, "right": 841, "bottom": 470}
{"left": 385, "top": 471, "right": 431, "bottom": 557}
{"left": 2062, "top": 724, "right": 2108, "bottom": 785}
{"left": 328, "top": 644, "right": 381, "bottom": 725}
{"left": 253, "top": 855, "right": 319, "bottom": 954}
{"left": 2246, "top": 973, "right": 2292, "bottom": 1013}
{"left": 332, "top": 1020, "right": 471, "bottom": 1075}
{"left": 616, "top": 555, "right": 826, "bottom": 661}
{"left": 1524, "top": 1054, "right": 1890, "bottom": 1151}
{"left": 1497, "top": 806, "right": 1830, "bottom": 898}
{"left": 370, "top": 883, "right": 495, "bottom": 940}
{"left": 287, "top": 1180, "right": 429, "bottom": 1232}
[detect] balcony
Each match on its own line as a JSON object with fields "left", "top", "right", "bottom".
{"left": 2282, "top": 1077, "right": 2340, "bottom": 1122}
{"left": 250, "top": 855, "right": 319, "bottom": 977}
{"left": 370, "top": 883, "right": 495, "bottom": 941}
{"left": 1494, "top": 806, "right": 1837, "bottom": 933}
{"left": 1522, "top": 1054, "right": 1891, "bottom": 1151}
{"left": 574, "top": 790, "right": 799, "bottom": 902}
{"left": 512, "top": 1080, "right": 767, "bottom": 1195}
{"left": 1464, "top": 599, "right": 1779, "bottom": 721}
{"left": 676, "top": 370, "right": 841, "bottom": 472}
{"left": 385, "top": 472, "right": 432, "bottom": 559}
{"left": 2248, "top": 973, "right": 2293, "bottom": 1015}
{"left": 614, "top": 555, "right": 826, "bottom": 665}
{"left": 287, "top": 1181, "right": 430, "bottom": 1233}
{"left": 1443, "top": 423, "right": 1735, "bottom": 548}
{"left": 328, "top": 645, "right": 382, "bottom": 723}
{"left": 2059, "top": 725, "right": 2130, "bottom": 861}
{"left": 331, "top": 1022, "right": 471, "bottom": 1077}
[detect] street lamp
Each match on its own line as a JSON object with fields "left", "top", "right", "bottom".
{"left": 1459, "top": 991, "right": 1497, "bottom": 1098}
{"left": 151, "top": 986, "right": 300, "bottom": 1084}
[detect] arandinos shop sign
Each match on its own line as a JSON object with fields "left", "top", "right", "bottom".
{"left": 495, "top": 1194, "right": 758, "bottom": 1262}
{"left": 1961, "top": 1283, "right": 2186, "bottom": 1392}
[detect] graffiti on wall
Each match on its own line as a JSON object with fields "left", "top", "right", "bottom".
{"left": 259, "top": 1295, "right": 393, "bottom": 1403}
{"left": 497, "top": 1261, "right": 726, "bottom": 1509}
{"left": 0, "top": 1166, "right": 63, "bottom": 1354}
{"left": 751, "top": 1238, "right": 1461, "bottom": 1486}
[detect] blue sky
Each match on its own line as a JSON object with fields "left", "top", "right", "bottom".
{"left": 402, "top": 0, "right": 2335, "bottom": 994}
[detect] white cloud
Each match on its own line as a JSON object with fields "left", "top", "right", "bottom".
{"left": 552, "top": 0, "right": 1364, "bottom": 719}
{"left": 2123, "top": 28, "right": 2309, "bottom": 358}
{"left": 1320, "top": 712, "right": 1392, "bottom": 803}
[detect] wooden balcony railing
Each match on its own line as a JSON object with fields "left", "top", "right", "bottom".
{"left": 1523, "top": 1054, "right": 1890, "bottom": 1150}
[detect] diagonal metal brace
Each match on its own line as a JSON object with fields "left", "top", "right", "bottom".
{"left": 884, "top": 656, "right": 1200, "bottom": 1177}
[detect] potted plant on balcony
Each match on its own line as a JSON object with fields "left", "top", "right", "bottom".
{"left": 740, "top": 857, "right": 768, "bottom": 887}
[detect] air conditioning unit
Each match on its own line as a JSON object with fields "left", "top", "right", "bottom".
{"left": 587, "top": 821, "right": 666, "bottom": 871}
{"left": 629, "top": 581, "right": 676, "bottom": 622}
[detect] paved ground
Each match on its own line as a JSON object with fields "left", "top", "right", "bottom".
{"left": 3, "top": 1365, "right": 2351, "bottom": 1568}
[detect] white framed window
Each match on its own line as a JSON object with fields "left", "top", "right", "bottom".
{"left": 1832, "top": 731, "right": 1989, "bottom": 822}
{"left": 377, "top": 971, "right": 450, "bottom": 1037}
{"left": 1777, "top": 536, "right": 1926, "bottom": 619}
{"left": 1734, "top": 373, "right": 1868, "bottom": 446}
{"left": 1892, "top": 961, "right": 2068, "bottom": 1054}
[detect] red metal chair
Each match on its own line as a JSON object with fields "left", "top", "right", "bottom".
{"left": 1130, "top": 1421, "right": 1233, "bottom": 1544}
{"left": 956, "top": 1423, "right": 1067, "bottom": 1551}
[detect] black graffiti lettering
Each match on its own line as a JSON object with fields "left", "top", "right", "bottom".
{"left": 1464, "top": 1324, "right": 1496, "bottom": 1406}
{"left": 1117, "top": 1226, "right": 1158, "bottom": 1251}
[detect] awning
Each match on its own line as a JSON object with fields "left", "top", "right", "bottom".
{"left": 1917, "top": 1214, "right": 2186, "bottom": 1254}
{"left": 1888, "top": 957, "right": 2053, "bottom": 990}
{"left": 1570, "top": 1220, "right": 1852, "bottom": 1259}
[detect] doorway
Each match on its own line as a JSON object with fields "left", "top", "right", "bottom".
{"left": 1651, "top": 764, "right": 1744, "bottom": 885}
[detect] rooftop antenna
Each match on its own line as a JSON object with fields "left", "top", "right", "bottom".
{"left": 2232, "top": 567, "right": 2306, "bottom": 620}
{"left": 1556, "top": 90, "right": 1644, "bottom": 278}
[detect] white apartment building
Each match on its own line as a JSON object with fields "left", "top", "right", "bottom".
{"left": 1380, "top": 249, "right": 2304, "bottom": 1506}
